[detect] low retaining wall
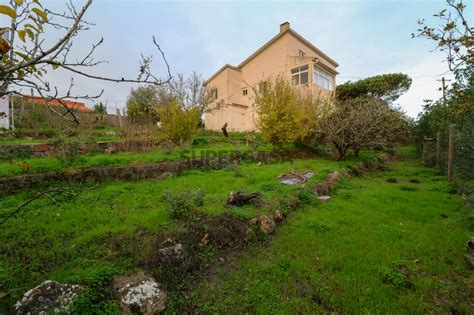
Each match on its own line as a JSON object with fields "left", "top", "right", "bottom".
{"left": 0, "top": 150, "right": 313, "bottom": 196}
{"left": 0, "top": 140, "right": 159, "bottom": 161}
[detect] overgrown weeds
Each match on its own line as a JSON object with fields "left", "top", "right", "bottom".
{"left": 163, "top": 188, "right": 206, "bottom": 219}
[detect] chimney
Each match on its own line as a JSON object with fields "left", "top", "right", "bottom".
{"left": 280, "top": 22, "right": 290, "bottom": 33}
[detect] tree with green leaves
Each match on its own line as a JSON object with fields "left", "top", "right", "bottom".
{"left": 0, "top": 0, "right": 171, "bottom": 123}
{"left": 254, "top": 76, "right": 333, "bottom": 149}
{"left": 413, "top": 0, "right": 473, "bottom": 178}
{"left": 335, "top": 73, "right": 412, "bottom": 102}
{"left": 126, "top": 85, "right": 161, "bottom": 124}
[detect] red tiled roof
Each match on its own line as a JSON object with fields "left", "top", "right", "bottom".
{"left": 23, "top": 96, "right": 93, "bottom": 112}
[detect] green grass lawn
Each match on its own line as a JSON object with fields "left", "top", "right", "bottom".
{"left": 0, "top": 139, "right": 275, "bottom": 177}
{"left": 0, "top": 146, "right": 472, "bottom": 313}
{"left": 187, "top": 148, "right": 473, "bottom": 313}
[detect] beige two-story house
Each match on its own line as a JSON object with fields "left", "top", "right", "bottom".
{"left": 204, "top": 22, "right": 339, "bottom": 132}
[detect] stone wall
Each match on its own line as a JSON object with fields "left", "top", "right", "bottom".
{"left": 0, "top": 150, "right": 313, "bottom": 196}
{"left": 0, "top": 140, "right": 159, "bottom": 161}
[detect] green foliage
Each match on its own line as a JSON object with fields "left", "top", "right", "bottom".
{"left": 93, "top": 102, "right": 107, "bottom": 114}
{"left": 49, "top": 138, "right": 84, "bottom": 167}
{"left": 163, "top": 188, "right": 206, "bottom": 219}
{"left": 380, "top": 262, "right": 413, "bottom": 290}
{"left": 336, "top": 73, "right": 412, "bottom": 102}
{"left": 295, "top": 187, "right": 317, "bottom": 205}
{"left": 70, "top": 266, "right": 121, "bottom": 314}
{"left": 191, "top": 137, "right": 208, "bottom": 146}
{"left": 0, "top": 145, "right": 33, "bottom": 162}
{"left": 386, "top": 177, "right": 398, "bottom": 183}
{"left": 159, "top": 100, "right": 201, "bottom": 145}
{"left": 126, "top": 85, "right": 160, "bottom": 124}
{"left": 254, "top": 76, "right": 332, "bottom": 149}
{"left": 400, "top": 185, "right": 417, "bottom": 192}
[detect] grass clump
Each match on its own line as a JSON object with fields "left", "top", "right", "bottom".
{"left": 163, "top": 188, "right": 206, "bottom": 219}
{"left": 380, "top": 262, "right": 413, "bottom": 290}
{"left": 386, "top": 177, "right": 398, "bottom": 183}
{"left": 409, "top": 178, "right": 421, "bottom": 184}
{"left": 70, "top": 266, "right": 121, "bottom": 314}
{"left": 400, "top": 185, "right": 417, "bottom": 192}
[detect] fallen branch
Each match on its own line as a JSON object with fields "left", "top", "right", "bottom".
{"left": 227, "top": 190, "right": 261, "bottom": 206}
{"left": 0, "top": 184, "right": 98, "bottom": 226}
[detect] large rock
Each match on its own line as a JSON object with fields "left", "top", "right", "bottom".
{"left": 113, "top": 271, "right": 167, "bottom": 315}
{"left": 259, "top": 215, "right": 276, "bottom": 234}
{"left": 14, "top": 280, "right": 83, "bottom": 314}
{"left": 273, "top": 209, "right": 285, "bottom": 223}
{"left": 158, "top": 243, "right": 185, "bottom": 266}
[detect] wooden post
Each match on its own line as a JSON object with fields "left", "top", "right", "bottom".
{"left": 422, "top": 136, "right": 426, "bottom": 162}
{"left": 435, "top": 132, "right": 441, "bottom": 169}
{"left": 448, "top": 131, "right": 454, "bottom": 182}
{"left": 116, "top": 108, "right": 123, "bottom": 128}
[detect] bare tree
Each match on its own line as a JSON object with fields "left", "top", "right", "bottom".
{"left": 413, "top": 0, "right": 473, "bottom": 71}
{"left": 157, "top": 72, "right": 216, "bottom": 114}
{"left": 324, "top": 97, "right": 405, "bottom": 160}
{"left": 0, "top": 0, "right": 171, "bottom": 123}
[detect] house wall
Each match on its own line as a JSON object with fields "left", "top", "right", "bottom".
{"left": 205, "top": 27, "right": 338, "bottom": 132}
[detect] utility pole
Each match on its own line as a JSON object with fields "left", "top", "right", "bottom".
{"left": 437, "top": 77, "right": 451, "bottom": 102}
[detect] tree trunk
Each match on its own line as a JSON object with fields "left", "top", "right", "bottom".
{"left": 353, "top": 146, "right": 361, "bottom": 157}
{"left": 334, "top": 141, "right": 347, "bottom": 161}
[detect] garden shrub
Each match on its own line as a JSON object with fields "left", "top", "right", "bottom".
{"left": 159, "top": 100, "right": 201, "bottom": 146}
{"left": 0, "top": 145, "right": 33, "bottom": 162}
{"left": 163, "top": 188, "right": 206, "bottom": 219}
{"left": 49, "top": 138, "right": 84, "bottom": 166}
{"left": 70, "top": 266, "right": 120, "bottom": 314}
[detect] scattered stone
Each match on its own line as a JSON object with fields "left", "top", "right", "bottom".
{"left": 273, "top": 209, "right": 285, "bottom": 223}
{"left": 313, "top": 171, "right": 344, "bottom": 196}
{"left": 318, "top": 196, "right": 331, "bottom": 202}
{"left": 104, "top": 146, "right": 117, "bottom": 154}
{"left": 466, "top": 239, "right": 474, "bottom": 251}
{"left": 464, "top": 253, "right": 474, "bottom": 268}
{"left": 158, "top": 243, "right": 185, "bottom": 266}
{"left": 113, "top": 271, "right": 167, "bottom": 315}
{"left": 244, "top": 227, "right": 255, "bottom": 241}
{"left": 258, "top": 215, "right": 276, "bottom": 234}
{"left": 249, "top": 218, "right": 258, "bottom": 225}
{"left": 13, "top": 280, "right": 83, "bottom": 314}
{"left": 200, "top": 233, "right": 209, "bottom": 245}
{"left": 278, "top": 171, "right": 314, "bottom": 186}
{"left": 105, "top": 131, "right": 117, "bottom": 137}
{"left": 160, "top": 238, "right": 174, "bottom": 247}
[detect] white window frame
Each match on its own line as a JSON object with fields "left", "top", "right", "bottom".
{"left": 291, "top": 64, "right": 309, "bottom": 86}
{"left": 313, "top": 66, "right": 334, "bottom": 90}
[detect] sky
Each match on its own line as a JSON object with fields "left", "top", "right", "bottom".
{"left": 12, "top": 0, "right": 473, "bottom": 117}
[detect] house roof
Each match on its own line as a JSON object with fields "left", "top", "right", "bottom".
{"left": 204, "top": 64, "right": 241, "bottom": 86}
{"left": 23, "top": 96, "right": 93, "bottom": 112}
{"left": 205, "top": 23, "right": 339, "bottom": 85}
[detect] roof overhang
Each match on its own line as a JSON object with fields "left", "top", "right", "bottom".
{"left": 204, "top": 64, "right": 242, "bottom": 86}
